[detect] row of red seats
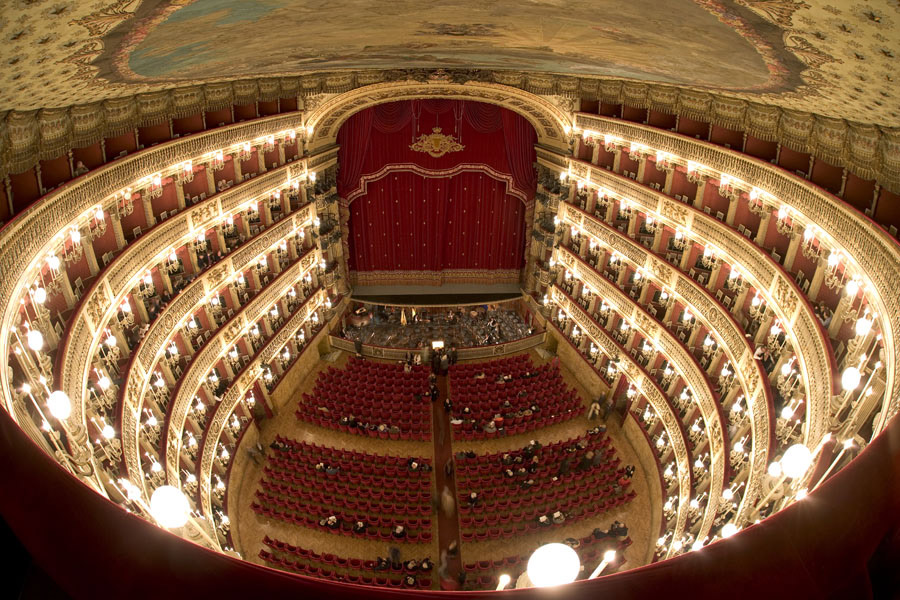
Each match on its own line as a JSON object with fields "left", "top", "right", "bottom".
{"left": 449, "top": 355, "right": 531, "bottom": 374}
{"left": 263, "top": 468, "right": 431, "bottom": 501}
{"left": 458, "top": 468, "right": 620, "bottom": 514}
{"left": 450, "top": 366, "right": 558, "bottom": 394}
{"left": 263, "top": 536, "right": 432, "bottom": 573}
{"left": 458, "top": 491, "right": 636, "bottom": 538}
{"left": 251, "top": 501, "right": 433, "bottom": 541}
{"left": 451, "top": 390, "right": 579, "bottom": 422}
{"left": 310, "top": 387, "right": 426, "bottom": 404}
{"left": 456, "top": 431, "right": 610, "bottom": 465}
{"left": 297, "top": 410, "right": 430, "bottom": 440}
{"left": 259, "top": 550, "right": 432, "bottom": 589}
{"left": 255, "top": 490, "right": 431, "bottom": 525}
{"left": 457, "top": 451, "right": 617, "bottom": 490}
{"left": 264, "top": 464, "right": 430, "bottom": 493}
{"left": 266, "top": 455, "right": 430, "bottom": 484}
{"left": 347, "top": 356, "right": 430, "bottom": 374}
{"left": 301, "top": 394, "right": 431, "bottom": 421}
{"left": 456, "top": 442, "right": 614, "bottom": 480}
{"left": 452, "top": 406, "right": 583, "bottom": 440}
{"left": 259, "top": 481, "right": 432, "bottom": 515}
{"left": 459, "top": 477, "right": 620, "bottom": 525}
{"left": 271, "top": 436, "right": 431, "bottom": 468}
{"left": 456, "top": 437, "right": 611, "bottom": 473}
{"left": 269, "top": 449, "right": 431, "bottom": 476}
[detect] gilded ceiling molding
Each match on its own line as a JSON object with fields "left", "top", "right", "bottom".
{"left": 1, "top": 71, "right": 897, "bottom": 192}
{"left": 303, "top": 79, "right": 571, "bottom": 153}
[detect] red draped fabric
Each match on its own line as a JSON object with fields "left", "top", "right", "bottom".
{"left": 337, "top": 100, "right": 536, "bottom": 277}
{"left": 347, "top": 171, "right": 525, "bottom": 272}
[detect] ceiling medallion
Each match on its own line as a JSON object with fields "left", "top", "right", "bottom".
{"left": 409, "top": 127, "right": 465, "bottom": 158}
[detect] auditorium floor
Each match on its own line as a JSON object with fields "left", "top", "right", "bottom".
{"left": 230, "top": 348, "right": 653, "bottom": 587}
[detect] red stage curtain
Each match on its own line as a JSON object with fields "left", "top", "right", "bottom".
{"left": 347, "top": 171, "right": 525, "bottom": 272}
{"left": 337, "top": 100, "right": 536, "bottom": 276}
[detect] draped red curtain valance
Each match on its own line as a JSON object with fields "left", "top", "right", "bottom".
{"left": 337, "top": 100, "right": 537, "bottom": 201}
{"left": 337, "top": 100, "right": 536, "bottom": 277}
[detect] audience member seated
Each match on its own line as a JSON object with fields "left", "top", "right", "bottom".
{"left": 295, "top": 357, "right": 432, "bottom": 440}
{"left": 448, "top": 355, "right": 584, "bottom": 439}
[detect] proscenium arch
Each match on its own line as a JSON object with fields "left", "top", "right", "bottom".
{"left": 304, "top": 80, "right": 572, "bottom": 154}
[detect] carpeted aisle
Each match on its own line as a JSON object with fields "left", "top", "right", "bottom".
{"left": 431, "top": 374, "right": 463, "bottom": 589}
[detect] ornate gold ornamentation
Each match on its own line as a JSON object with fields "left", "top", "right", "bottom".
{"left": 409, "top": 127, "right": 465, "bottom": 158}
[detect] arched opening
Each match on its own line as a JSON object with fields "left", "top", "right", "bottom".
{"left": 336, "top": 99, "right": 538, "bottom": 290}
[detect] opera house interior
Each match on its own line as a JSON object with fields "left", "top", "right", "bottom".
{"left": 2, "top": 1, "right": 900, "bottom": 598}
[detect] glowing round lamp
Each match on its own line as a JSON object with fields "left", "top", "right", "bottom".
{"left": 150, "top": 485, "right": 190, "bottom": 529}
{"left": 841, "top": 366, "right": 862, "bottom": 391}
{"left": 721, "top": 523, "right": 739, "bottom": 538}
{"left": 781, "top": 443, "right": 812, "bottom": 479}
{"left": 768, "top": 461, "right": 783, "bottom": 477}
{"left": 33, "top": 287, "right": 47, "bottom": 304}
{"left": 47, "top": 390, "right": 72, "bottom": 420}
{"left": 26, "top": 329, "right": 44, "bottom": 351}
{"left": 526, "top": 543, "right": 581, "bottom": 588}
{"left": 855, "top": 318, "right": 873, "bottom": 337}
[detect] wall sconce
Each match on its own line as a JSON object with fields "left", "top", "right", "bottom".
{"left": 180, "top": 161, "right": 194, "bottom": 184}
{"left": 148, "top": 173, "right": 163, "bottom": 200}
{"left": 824, "top": 251, "right": 848, "bottom": 290}
{"left": 166, "top": 250, "right": 181, "bottom": 274}
{"left": 211, "top": 150, "right": 225, "bottom": 172}
{"left": 118, "top": 298, "right": 134, "bottom": 327}
{"left": 775, "top": 206, "right": 795, "bottom": 238}
{"left": 700, "top": 246, "right": 720, "bottom": 270}
{"left": 63, "top": 227, "right": 84, "bottom": 265}
{"left": 718, "top": 174, "right": 742, "bottom": 202}
{"left": 686, "top": 161, "right": 705, "bottom": 184}
{"left": 801, "top": 226, "right": 823, "bottom": 260}
{"left": 671, "top": 229, "right": 687, "bottom": 251}
{"left": 116, "top": 188, "right": 134, "bottom": 218}
{"left": 239, "top": 142, "right": 252, "bottom": 162}
{"left": 88, "top": 207, "right": 107, "bottom": 240}
{"left": 642, "top": 215, "right": 659, "bottom": 235}
{"left": 747, "top": 188, "right": 769, "bottom": 218}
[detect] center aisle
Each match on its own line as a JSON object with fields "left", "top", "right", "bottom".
{"left": 430, "top": 373, "right": 463, "bottom": 589}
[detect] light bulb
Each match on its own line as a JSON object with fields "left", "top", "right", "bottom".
{"left": 781, "top": 444, "right": 812, "bottom": 479}
{"left": 721, "top": 523, "right": 738, "bottom": 538}
{"left": 841, "top": 366, "right": 861, "bottom": 391}
{"left": 526, "top": 543, "right": 580, "bottom": 588}
{"left": 26, "top": 329, "right": 44, "bottom": 351}
{"left": 47, "top": 390, "right": 72, "bottom": 420}
{"left": 33, "top": 287, "right": 47, "bottom": 304}
{"left": 150, "top": 485, "right": 190, "bottom": 529}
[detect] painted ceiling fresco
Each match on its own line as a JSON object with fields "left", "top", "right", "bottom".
{"left": 0, "top": 0, "right": 897, "bottom": 126}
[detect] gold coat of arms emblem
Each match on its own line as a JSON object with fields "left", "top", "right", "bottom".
{"left": 409, "top": 127, "right": 465, "bottom": 158}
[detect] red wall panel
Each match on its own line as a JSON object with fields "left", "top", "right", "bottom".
{"left": 105, "top": 132, "right": 137, "bottom": 160}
